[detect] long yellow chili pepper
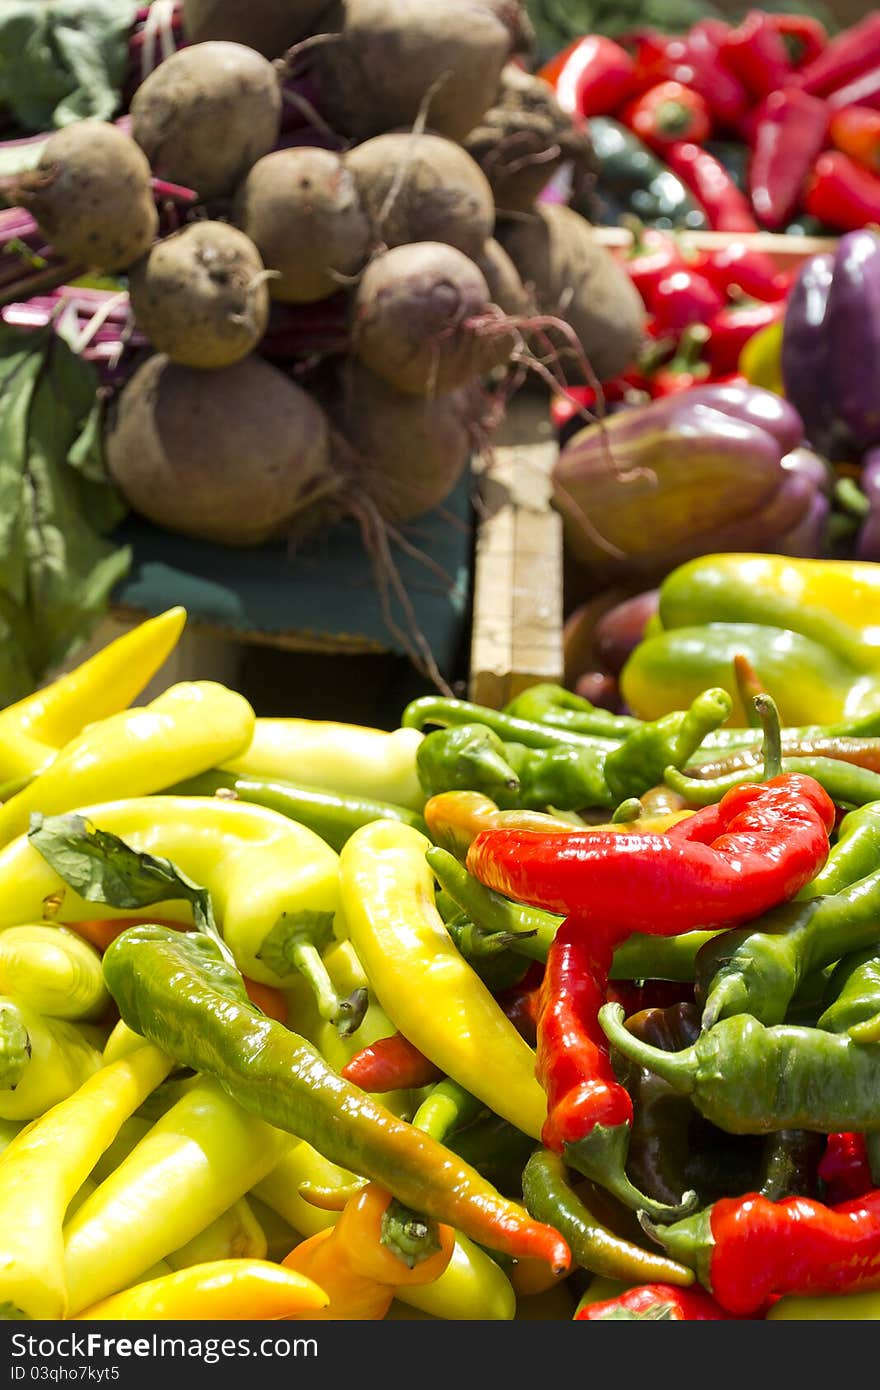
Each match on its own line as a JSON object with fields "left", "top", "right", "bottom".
{"left": 62, "top": 1077, "right": 295, "bottom": 1316}
{"left": 0, "top": 997, "right": 104, "bottom": 1120}
{"left": 0, "top": 607, "right": 187, "bottom": 784}
{"left": 339, "top": 819, "right": 548, "bottom": 1140}
{"left": 224, "top": 717, "right": 426, "bottom": 812}
{"left": 0, "top": 924, "right": 108, "bottom": 1020}
{"left": 0, "top": 1041, "right": 172, "bottom": 1320}
{"left": 0, "top": 796, "right": 342, "bottom": 987}
{"left": 74, "top": 1259, "right": 329, "bottom": 1320}
{"left": 282, "top": 1182, "right": 455, "bottom": 1320}
{"left": 0, "top": 680, "right": 256, "bottom": 848}
{"left": 166, "top": 1197, "right": 267, "bottom": 1269}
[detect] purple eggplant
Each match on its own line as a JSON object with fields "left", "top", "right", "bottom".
{"left": 854, "top": 447, "right": 880, "bottom": 562}
{"left": 782, "top": 232, "right": 880, "bottom": 459}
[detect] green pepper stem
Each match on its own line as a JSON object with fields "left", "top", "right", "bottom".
{"left": 0, "top": 1002, "right": 29, "bottom": 1090}
{"left": 611, "top": 797, "right": 643, "bottom": 824}
{"left": 380, "top": 1199, "right": 443, "bottom": 1269}
{"left": 754, "top": 694, "right": 782, "bottom": 781}
{"left": 563, "top": 1120, "right": 698, "bottom": 1223}
{"left": 597, "top": 1003, "right": 697, "bottom": 1098}
{"left": 290, "top": 941, "right": 368, "bottom": 1037}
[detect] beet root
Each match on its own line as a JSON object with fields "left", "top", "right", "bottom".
{"left": 181, "top": 0, "right": 340, "bottom": 57}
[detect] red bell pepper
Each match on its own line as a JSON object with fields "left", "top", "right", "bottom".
{"left": 796, "top": 12, "right": 880, "bottom": 97}
{"left": 766, "top": 13, "right": 827, "bottom": 69}
{"left": 623, "top": 26, "right": 750, "bottom": 130}
{"left": 684, "top": 21, "right": 752, "bottom": 130}
{"left": 803, "top": 150, "right": 880, "bottom": 232}
{"left": 575, "top": 1281, "right": 738, "bottom": 1321}
{"left": 620, "top": 80, "right": 711, "bottom": 150}
{"left": 647, "top": 268, "right": 725, "bottom": 337}
{"left": 748, "top": 88, "right": 830, "bottom": 230}
{"left": 696, "top": 241, "right": 791, "bottom": 302}
{"left": 830, "top": 105, "right": 880, "bottom": 174}
{"left": 538, "top": 35, "right": 636, "bottom": 118}
{"left": 827, "top": 67, "right": 880, "bottom": 115}
{"left": 662, "top": 142, "right": 759, "bottom": 233}
{"left": 706, "top": 298, "right": 786, "bottom": 377}
{"left": 718, "top": 10, "right": 793, "bottom": 103}
{"left": 621, "top": 220, "right": 690, "bottom": 301}
{"left": 648, "top": 324, "right": 711, "bottom": 396}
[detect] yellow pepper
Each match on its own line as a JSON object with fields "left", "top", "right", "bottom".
{"left": 62, "top": 1077, "right": 295, "bottom": 1316}
{"left": 74, "top": 1259, "right": 329, "bottom": 1320}
{"left": 0, "top": 679, "right": 256, "bottom": 848}
{"left": 738, "top": 317, "right": 784, "bottom": 395}
{"left": 0, "top": 795, "right": 342, "bottom": 988}
{"left": 339, "top": 819, "right": 548, "bottom": 1140}
{"left": 282, "top": 1181, "right": 454, "bottom": 1320}
{"left": 165, "top": 1197, "right": 267, "bottom": 1269}
{"left": 0, "top": 1041, "right": 172, "bottom": 1320}
{"left": 0, "top": 924, "right": 108, "bottom": 1020}
{"left": 0, "top": 607, "right": 187, "bottom": 785}
{"left": 224, "top": 717, "right": 426, "bottom": 812}
{"left": 0, "top": 997, "right": 104, "bottom": 1120}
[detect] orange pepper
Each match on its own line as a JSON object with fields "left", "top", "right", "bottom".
{"left": 75, "top": 1259, "right": 328, "bottom": 1320}
{"left": 282, "top": 1183, "right": 455, "bottom": 1320}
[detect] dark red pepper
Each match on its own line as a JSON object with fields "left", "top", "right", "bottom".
{"left": 706, "top": 298, "right": 786, "bottom": 377}
{"left": 538, "top": 34, "right": 636, "bottom": 118}
{"left": 767, "top": 13, "right": 828, "bottom": 69}
{"left": 819, "top": 1133, "right": 874, "bottom": 1206}
{"left": 340, "top": 1032, "right": 443, "bottom": 1092}
{"left": 575, "top": 1281, "right": 738, "bottom": 1320}
{"left": 647, "top": 268, "right": 725, "bottom": 337}
{"left": 663, "top": 142, "right": 760, "bottom": 232}
{"left": 803, "top": 150, "right": 880, "bottom": 232}
{"left": 827, "top": 67, "right": 880, "bottom": 116}
{"left": 620, "top": 80, "right": 711, "bottom": 150}
{"left": 696, "top": 240, "right": 791, "bottom": 302}
{"left": 748, "top": 88, "right": 830, "bottom": 230}
{"left": 718, "top": 10, "right": 793, "bottom": 103}
{"left": 796, "top": 12, "right": 880, "bottom": 97}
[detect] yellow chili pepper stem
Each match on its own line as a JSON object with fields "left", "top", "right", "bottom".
{"left": 0, "top": 998, "right": 103, "bottom": 1121}
{"left": 74, "top": 1259, "right": 329, "bottom": 1320}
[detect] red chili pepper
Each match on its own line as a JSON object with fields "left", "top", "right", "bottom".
{"left": 819, "top": 1133, "right": 874, "bottom": 1206}
{"left": 622, "top": 221, "right": 690, "bottom": 301}
{"left": 620, "top": 80, "right": 712, "bottom": 150}
{"left": 648, "top": 322, "right": 712, "bottom": 396}
{"left": 575, "top": 1281, "right": 738, "bottom": 1321}
{"left": 696, "top": 240, "right": 791, "bottom": 302}
{"left": 718, "top": 10, "right": 793, "bottom": 102}
{"left": 797, "top": 12, "right": 880, "bottom": 97}
{"left": 663, "top": 142, "right": 759, "bottom": 232}
{"left": 830, "top": 104, "right": 880, "bottom": 174}
{"left": 654, "top": 1189, "right": 880, "bottom": 1316}
{"left": 827, "top": 66, "right": 880, "bottom": 115}
{"left": 748, "top": 87, "right": 830, "bottom": 230}
{"left": 803, "top": 149, "right": 880, "bottom": 231}
{"left": 706, "top": 298, "right": 786, "bottom": 377}
{"left": 340, "top": 1032, "right": 443, "bottom": 1092}
{"left": 626, "top": 25, "right": 750, "bottom": 130}
{"left": 647, "top": 268, "right": 726, "bottom": 337}
{"left": 766, "top": 13, "right": 827, "bottom": 69}
{"left": 538, "top": 34, "right": 636, "bottom": 118}
{"left": 549, "top": 377, "right": 639, "bottom": 434}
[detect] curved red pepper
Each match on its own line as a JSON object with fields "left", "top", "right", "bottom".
{"left": 662, "top": 142, "right": 759, "bottom": 232}
{"left": 804, "top": 150, "right": 880, "bottom": 232}
{"left": 696, "top": 241, "right": 791, "bottom": 302}
{"left": 539, "top": 34, "right": 636, "bottom": 118}
{"left": 749, "top": 88, "right": 830, "bottom": 230}
{"left": 718, "top": 10, "right": 793, "bottom": 103}
{"left": 575, "top": 1281, "right": 738, "bottom": 1320}
{"left": 340, "top": 1032, "right": 442, "bottom": 1092}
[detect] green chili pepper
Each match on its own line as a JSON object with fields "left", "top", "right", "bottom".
{"left": 168, "top": 770, "right": 428, "bottom": 849}
{"left": 589, "top": 116, "right": 708, "bottom": 228}
{"left": 521, "top": 1148, "right": 697, "bottom": 1286}
{"left": 100, "top": 924, "right": 570, "bottom": 1275}
{"left": 600, "top": 1001, "right": 880, "bottom": 1135}
{"left": 665, "top": 756, "right": 880, "bottom": 808}
{"left": 444, "top": 913, "right": 533, "bottom": 991}
{"left": 411, "top": 1079, "right": 484, "bottom": 1145}
{"left": 502, "top": 684, "right": 641, "bottom": 740}
{"left": 603, "top": 688, "right": 732, "bottom": 803}
{"left": 401, "top": 696, "right": 620, "bottom": 752}
{"left": 817, "top": 946, "right": 880, "bottom": 1043}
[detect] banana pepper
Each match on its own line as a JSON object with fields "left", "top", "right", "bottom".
{"left": 0, "top": 925, "right": 107, "bottom": 1020}
{"left": 0, "top": 680, "right": 256, "bottom": 849}
{"left": 0, "top": 996, "right": 104, "bottom": 1121}
{"left": 621, "top": 554, "right": 880, "bottom": 724}
{"left": 338, "top": 819, "right": 548, "bottom": 1141}
{"left": 74, "top": 1259, "right": 329, "bottom": 1320}
{"left": 0, "top": 795, "right": 342, "bottom": 988}
{"left": 0, "top": 607, "right": 187, "bottom": 785}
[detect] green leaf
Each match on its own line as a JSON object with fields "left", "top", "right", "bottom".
{"left": 27, "top": 811, "right": 233, "bottom": 963}
{"left": 590, "top": 1301, "right": 678, "bottom": 1320}
{"left": 256, "top": 910, "right": 336, "bottom": 980}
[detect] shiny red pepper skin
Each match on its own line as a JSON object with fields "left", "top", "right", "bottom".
{"left": 796, "top": 12, "right": 880, "bottom": 97}
{"left": 539, "top": 34, "right": 636, "bottom": 118}
{"left": 767, "top": 13, "right": 827, "bottom": 69}
{"left": 819, "top": 1133, "right": 874, "bottom": 1206}
{"left": 663, "top": 142, "right": 759, "bottom": 232}
{"left": 706, "top": 298, "right": 786, "bottom": 376}
{"left": 626, "top": 26, "right": 749, "bottom": 130}
{"left": 696, "top": 241, "right": 791, "bottom": 302}
{"left": 575, "top": 1281, "right": 738, "bottom": 1320}
{"left": 647, "top": 268, "right": 725, "bottom": 336}
{"left": 803, "top": 150, "right": 880, "bottom": 232}
{"left": 620, "top": 80, "right": 712, "bottom": 150}
{"left": 624, "top": 226, "right": 690, "bottom": 301}
{"left": 749, "top": 88, "right": 830, "bottom": 230}
{"left": 340, "top": 1032, "right": 443, "bottom": 1092}
{"left": 827, "top": 67, "right": 880, "bottom": 116}
{"left": 718, "top": 9, "right": 793, "bottom": 103}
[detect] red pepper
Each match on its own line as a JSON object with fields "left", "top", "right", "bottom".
{"left": 652, "top": 1189, "right": 880, "bottom": 1317}
{"left": 748, "top": 87, "right": 830, "bottom": 230}
{"left": 626, "top": 25, "right": 750, "bottom": 131}
{"left": 340, "top": 1032, "right": 443, "bottom": 1092}
{"left": 796, "top": 12, "right": 880, "bottom": 97}
{"left": 663, "top": 142, "right": 759, "bottom": 232}
{"left": 575, "top": 1281, "right": 738, "bottom": 1321}
{"left": 696, "top": 241, "right": 791, "bottom": 302}
{"left": 819, "top": 1133, "right": 874, "bottom": 1206}
{"left": 766, "top": 13, "right": 827, "bottom": 69}
{"left": 622, "top": 221, "right": 690, "bottom": 301}
{"left": 647, "top": 268, "right": 725, "bottom": 337}
{"left": 706, "top": 298, "right": 785, "bottom": 377}
{"left": 827, "top": 66, "right": 880, "bottom": 115}
{"left": 620, "top": 80, "right": 712, "bottom": 150}
{"left": 648, "top": 323, "right": 712, "bottom": 396}
{"left": 549, "top": 377, "right": 640, "bottom": 434}
{"left": 830, "top": 104, "right": 880, "bottom": 174}
{"left": 538, "top": 34, "right": 636, "bottom": 118}
{"left": 718, "top": 10, "right": 793, "bottom": 103}
{"left": 803, "top": 149, "right": 880, "bottom": 231}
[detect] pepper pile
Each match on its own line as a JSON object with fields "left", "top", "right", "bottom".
{"left": 541, "top": 11, "right": 880, "bottom": 235}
